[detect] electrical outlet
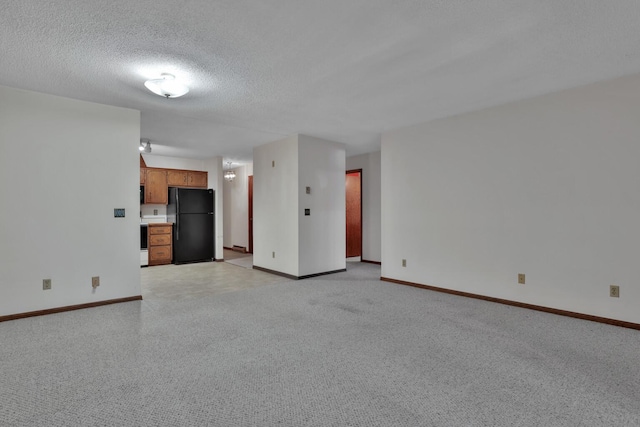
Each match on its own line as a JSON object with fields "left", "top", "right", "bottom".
{"left": 272, "top": 160, "right": 275, "bottom": 168}
{"left": 610, "top": 285, "right": 620, "bottom": 298}
{"left": 272, "top": 251, "right": 275, "bottom": 258}
{"left": 518, "top": 273, "right": 525, "bottom": 284}
{"left": 92, "top": 276, "right": 100, "bottom": 289}
{"left": 402, "top": 259, "right": 406, "bottom": 267}
{"left": 43, "top": 279, "right": 52, "bottom": 290}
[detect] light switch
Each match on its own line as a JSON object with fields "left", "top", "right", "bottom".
{"left": 114, "top": 208, "right": 125, "bottom": 218}
{"left": 304, "top": 208, "right": 310, "bottom": 216}
{"left": 306, "top": 186, "right": 311, "bottom": 194}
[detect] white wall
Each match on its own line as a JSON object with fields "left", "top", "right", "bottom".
{"left": 223, "top": 165, "right": 250, "bottom": 249}
{"left": 298, "top": 135, "right": 346, "bottom": 276}
{"left": 204, "top": 156, "right": 224, "bottom": 260}
{"left": 346, "top": 151, "right": 381, "bottom": 263}
{"left": 253, "top": 136, "right": 299, "bottom": 275}
{"left": 381, "top": 73, "right": 640, "bottom": 324}
{"left": 141, "top": 154, "right": 205, "bottom": 171}
{"left": 0, "top": 85, "right": 140, "bottom": 316}
{"left": 253, "top": 135, "right": 346, "bottom": 277}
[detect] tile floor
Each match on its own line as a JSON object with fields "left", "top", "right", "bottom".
{"left": 140, "top": 249, "right": 289, "bottom": 302}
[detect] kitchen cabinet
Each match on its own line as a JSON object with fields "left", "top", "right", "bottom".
{"left": 167, "top": 170, "right": 188, "bottom": 187}
{"left": 167, "top": 169, "right": 208, "bottom": 188}
{"left": 145, "top": 169, "right": 168, "bottom": 204}
{"left": 148, "top": 224, "right": 172, "bottom": 266}
{"left": 188, "top": 171, "right": 208, "bottom": 187}
{"left": 140, "top": 168, "right": 207, "bottom": 204}
{"left": 162, "top": 169, "right": 207, "bottom": 188}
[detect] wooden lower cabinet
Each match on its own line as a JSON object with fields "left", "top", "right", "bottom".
{"left": 148, "top": 224, "right": 173, "bottom": 266}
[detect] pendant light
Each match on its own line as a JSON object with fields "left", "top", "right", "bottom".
{"left": 224, "top": 162, "right": 236, "bottom": 181}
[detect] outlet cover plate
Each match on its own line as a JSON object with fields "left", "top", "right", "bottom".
{"left": 610, "top": 285, "right": 620, "bottom": 298}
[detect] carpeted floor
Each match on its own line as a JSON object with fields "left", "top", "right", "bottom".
{"left": 1, "top": 263, "right": 639, "bottom": 426}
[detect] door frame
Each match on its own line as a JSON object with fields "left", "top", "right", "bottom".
{"left": 345, "top": 169, "right": 363, "bottom": 258}
{"left": 248, "top": 175, "right": 253, "bottom": 254}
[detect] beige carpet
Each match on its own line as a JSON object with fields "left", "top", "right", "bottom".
{"left": 3, "top": 263, "right": 639, "bottom": 426}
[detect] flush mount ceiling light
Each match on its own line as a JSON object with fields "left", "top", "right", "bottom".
{"left": 144, "top": 73, "right": 189, "bottom": 98}
{"left": 140, "top": 139, "right": 152, "bottom": 153}
{"left": 224, "top": 162, "right": 236, "bottom": 182}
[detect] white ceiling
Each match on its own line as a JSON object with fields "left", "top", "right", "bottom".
{"left": 2, "top": 1, "right": 640, "bottom": 162}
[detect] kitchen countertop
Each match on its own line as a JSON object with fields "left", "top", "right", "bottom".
{"left": 141, "top": 215, "right": 168, "bottom": 225}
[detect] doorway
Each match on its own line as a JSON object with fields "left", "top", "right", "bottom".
{"left": 346, "top": 170, "right": 362, "bottom": 258}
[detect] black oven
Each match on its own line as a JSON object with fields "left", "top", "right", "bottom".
{"left": 140, "top": 224, "right": 148, "bottom": 250}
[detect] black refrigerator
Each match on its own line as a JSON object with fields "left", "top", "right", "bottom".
{"left": 167, "top": 188, "right": 214, "bottom": 264}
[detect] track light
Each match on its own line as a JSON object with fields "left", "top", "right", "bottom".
{"left": 140, "top": 139, "right": 152, "bottom": 153}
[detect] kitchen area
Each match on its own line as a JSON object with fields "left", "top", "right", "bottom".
{"left": 140, "top": 155, "right": 214, "bottom": 267}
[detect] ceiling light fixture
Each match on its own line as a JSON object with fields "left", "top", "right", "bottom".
{"left": 144, "top": 73, "right": 189, "bottom": 98}
{"left": 140, "top": 139, "right": 152, "bottom": 153}
{"left": 224, "top": 162, "right": 236, "bottom": 182}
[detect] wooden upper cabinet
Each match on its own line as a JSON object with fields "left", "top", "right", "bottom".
{"left": 145, "top": 169, "right": 168, "bottom": 204}
{"left": 140, "top": 168, "right": 207, "bottom": 203}
{"left": 167, "top": 170, "right": 188, "bottom": 186}
{"left": 188, "top": 171, "right": 208, "bottom": 188}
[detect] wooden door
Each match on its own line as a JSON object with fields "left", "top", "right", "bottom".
{"left": 248, "top": 175, "right": 253, "bottom": 253}
{"left": 346, "top": 170, "right": 362, "bottom": 257}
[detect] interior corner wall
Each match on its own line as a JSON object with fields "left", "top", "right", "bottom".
{"left": 253, "top": 136, "right": 299, "bottom": 276}
{"left": 204, "top": 156, "right": 224, "bottom": 260}
{"left": 298, "top": 135, "right": 346, "bottom": 276}
{"left": 0, "top": 85, "right": 141, "bottom": 317}
{"left": 223, "top": 165, "right": 250, "bottom": 249}
{"left": 346, "top": 151, "right": 381, "bottom": 263}
{"left": 381, "top": 73, "right": 640, "bottom": 324}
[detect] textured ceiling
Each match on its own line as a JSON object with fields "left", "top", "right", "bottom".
{"left": 2, "top": 1, "right": 640, "bottom": 162}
